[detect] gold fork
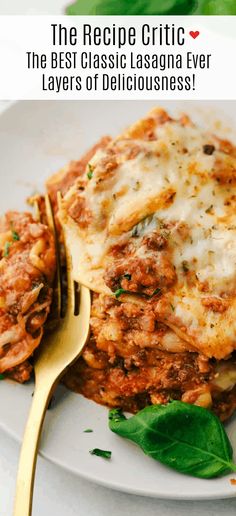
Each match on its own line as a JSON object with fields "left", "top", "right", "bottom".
{"left": 14, "top": 193, "right": 91, "bottom": 516}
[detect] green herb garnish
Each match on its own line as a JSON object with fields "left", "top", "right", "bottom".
{"left": 123, "top": 274, "right": 131, "bottom": 280}
{"left": 170, "top": 303, "right": 175, "bottom": 312}
{"left": 0, "top": 374, "right": 5, "bottom": 380}
{"left": 114, "top": 288, "right": 129, "bottom": 298}
{"left": 3, "top": 242, "right": 12, "bottom": 257}
{"left": 152, "top": 288, "right": 162, "bottom": 296}
{"left": 109, "top": 402, "right": 236, "bottom": 478}
{"left": 83, "top": 429, "right": 93, "bottom": 433}
{"left": 12, "top": 230, "right": 20, "bottom": 241}
{"left": 89, "top": 448, "right": 112, "bottom": 459}
{"left": 115, "top": 287, "right": 162, "bottom": 299}
{"left": 87, "top": 164, "right": 94, "bottom": 180}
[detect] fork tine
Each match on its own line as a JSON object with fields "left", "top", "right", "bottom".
{"left": 33, "top": 194, "right": 62, "bottom": 320}
{"left": 57, "top": 191, "right": 75, "bottom": 315}
{"left": 65, "top": 248, "right": 76, "bottom": 314}
{"left": 44, "top": 194, "right": 62, "bottom": 318}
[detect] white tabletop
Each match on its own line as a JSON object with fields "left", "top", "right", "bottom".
{"left": 1, "top": 2, "right": 236, "bottom": 515}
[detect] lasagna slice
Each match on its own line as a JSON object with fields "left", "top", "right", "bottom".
{"left": 60, "top": 108, "right": 236, "bottom": 361}
{"left": 59, "top": 107, "right": 236, "bottom": 420}
{"left": 0, "top": 211, "right": 56, "bottom": 382}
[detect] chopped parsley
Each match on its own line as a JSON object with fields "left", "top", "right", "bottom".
{"left": 3, "top": 241, "right": 12, "bottom": 257}
{"left": 170, "top": 303, "right": 175, "bottom": 312}
{"left": 0, "top": 374, "right": 5, "bottom": 380}
{"left": 123, "top": 273, "right": 131, "bottom": 280}
{"left": 87, "top": 164, "right": 94, "bottom": 180}
{"left": 12, "top": 230, "right": 20, "bottom": 241}
{"left": 114, "top": 288, "right": 129, "bottom": 298}
{"left": 89, "top": 448, "right": 112, "bottom": 459}
{"left": 115, "top": 287, "right": 162, "bottom": 299}
{"left": 83, "top": 428, "right": 93, "bottom": 433}
{"left": 152, "top": 288, "right": 162, "bottom": 296}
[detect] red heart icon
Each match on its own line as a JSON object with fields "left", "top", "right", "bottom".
{"left": 189, "top": 31, "right": 200, "bottom": 39}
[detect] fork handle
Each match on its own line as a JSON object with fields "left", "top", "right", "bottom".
{"left": 14, "top": 380, "right": 55, "bottom": 516}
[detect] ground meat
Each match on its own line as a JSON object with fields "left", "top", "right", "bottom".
{"left": 218, "top": 138, "right": 236, "bottom": 158}
{"left": 64, "top": 332, "right": 236, "bottom": 421}
{"left": 212, "top": 157, "right": 236, "bottom": 185}
{"left": 213, "top": 386, "right": 236, "bottom": 421}
{"left": 127, "top": 109, "right": 171, "bottom": 141}
{"left": 201, "top": 296, "right": 229, "bottom": 313}
{"left": 142, "top": 232, "right": 168, "bottom": 251}
{"left": 63, "top": 293, "right": 236, "bottom": 421}
{"left": 105, "top": 255, "right": 176, "bottom": 296}
{"left": 6, "top": 360, "right": 33, "bottom": 383}
{"left": 67, "top": 195, "right": 92, "bottom": 228}
{"left": 63, "top": 340, "right": 215, "bottom": 414}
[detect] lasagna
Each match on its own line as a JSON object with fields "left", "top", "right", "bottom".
{"left": 2, "top": 107, "right": 236, "bottom": 423}
{"left": 60, "top": 108, "right": 236, "bottom": 420}
{"left": 0, "top": 211, "right": 56, "bottom": 382}
{"left": 0, "top": 138, "right": 109, "bottom": 383}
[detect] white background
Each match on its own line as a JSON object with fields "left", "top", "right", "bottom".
{"left": 0, "top": 1, "right": 236, "bottom": 514}
{"left": 0, "top": 15, "right": 236, "bottom": 100}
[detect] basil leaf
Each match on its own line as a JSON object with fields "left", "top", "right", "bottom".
{"left": 200, "top": 0, "right": 236, "bottom": 14}
{"left": 109, "top": 402, "right": 236, "bottom": 478}
{"left": 90, "top": 448, "right": 112, "bottom": 459}
{"left": 66, "top": 0, "right": 97, "bottom": 14}
{"left": 66, "top": 0, "right": 197, "bottom": 15}
{"left": 152, "top": 288, "right": 162, "bottom": 296}
{"left": 66, "top": 0, "right": 236, "bottom": 16}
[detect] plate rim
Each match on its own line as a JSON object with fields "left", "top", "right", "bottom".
{"left": 1, "top": 414, "right": 236, "bottom": 501}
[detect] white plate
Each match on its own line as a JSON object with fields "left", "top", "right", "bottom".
{"left": 0, "top": 100, "right": 236, "bottom": 500}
